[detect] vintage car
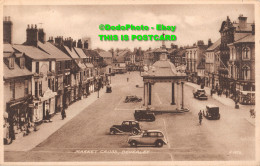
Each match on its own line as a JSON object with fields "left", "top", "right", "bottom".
{"left": 203, "top": 104, "right": 220, "bottom": 120}
{"left": 125, "top": 95, "right": 142, "bottom": 103}
{"left": 106, "top": 85, "right": 112, "bottom": 93}
{"left": 134, "top": 110, "right": 155, "bottom": 121}
{"left": 110, "top": 120, "right": 141, "bottom": 135}
{"left": 193, "top": 89, "right": 208, "bottom": 100}
{"left": 128, "top": 130, "right": 168, "bottom": 147}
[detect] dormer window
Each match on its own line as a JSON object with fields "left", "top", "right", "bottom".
{"left": 9, "top": 57, "right": 14, "bottom": 69}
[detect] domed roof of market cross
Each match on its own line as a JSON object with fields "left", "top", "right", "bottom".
{"left": 143, "top": 51, "right": 186, "bottom": 78}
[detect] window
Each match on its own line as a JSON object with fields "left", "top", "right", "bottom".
{"left": 56, "top": 62, "right": 60, "bottom": 71}
{"left": 148, "top": 132, "right": 157, "bottom": 137}
{"left": 20, "top": 57, "right": 25, "bottom": 69}
{"left": 55, "top": 78, "right": 58, "bottom": 91}
{"left": 48, "top": 78, "right": 51, "bottom": 89}
{"left": 242, "top": 66, "right": 250, "bottom": 80}
{"left": 36, "top": 62, "right": 39, "bottom": 73}
{"left": 39, "top": 81, "right": 42, "bottom": 96}
{"left": 9, "top": 57, "right": 14, "bottom": 69}
{"left": 122, "top": 121, "right": 130, "bottom": 126}
{"left": 24, "top": 80, "right": 28, "bottom": 95}
{"left": 242, "top": 47, "right": 250, "bottom": 60}
{"left": 49, "top": 61, "right": 52, "bottom": 72}
{"left": 10, "top": 81, "right": 15, "bottom": 99}
{"left": 35, "top": 82, "right": 38, "bottom": 98}
{"left": 52, "top": 78, "right": 55, "bottom": 91}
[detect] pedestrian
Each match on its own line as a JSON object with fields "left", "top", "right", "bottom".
{"left": 225, "top": 90, "right": 228, "bottom": 98}
{"left": 198, "top": 110, "right": 203, "bottom": 125}
{"left": 210, "top": 89, "right": 213, "bottom": 96}
{"left": 61, "top": 108, "right": 66, "bottom": 120}
{"left": 46, "top": 109, "right": 50, "bottom": 122}
{"left": 127, "top": 77, "right": 129, "bottom": 82}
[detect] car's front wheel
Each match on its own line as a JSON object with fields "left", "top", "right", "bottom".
{"left": 130, "top": 141, "right": 137, "bottom": 147}
{"left": 155, "top": 140, "right": 164, "bottom": 147}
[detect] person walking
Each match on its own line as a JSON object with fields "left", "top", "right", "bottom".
{"left": 225, "top": 90, "right": 228, "bottom": 98}
{"left": 198, "top": 110, "right": 203, "bottom": 125}
{"left": 210, "top": 89, "right": 213, "bottom": 96}
{"left": 61, "top": 108, "right": 66, "bottom": 120}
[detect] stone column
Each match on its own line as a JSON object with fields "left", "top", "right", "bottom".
{"left": 171, "top": 82, "right": 175, "bottom": 105}
{"left": 148, "top": 83, "right": 152, "bottom": 105}
{"left": 146, "top": 83, "right": 149, "bottom": 106}
{"left": 143, "top": 82, "right": 146, "bottom": 106}
{"left": 176, "top": 82, "right": 180, "bottom": 110}
{"left": 181, "top": 82, "right": 184, "bottom": 109}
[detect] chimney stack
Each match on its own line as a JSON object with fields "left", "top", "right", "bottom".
{"left": 48, "top": 36, "right": 54, "bottom": 44}
{"left": 26, "top": 24, "right": 38, "bottom": 47}
{"left": 77, "top": 39, "right": 83, "bottom": 48}
{"left": 38, "top": 28, "right": 46, "bottom": 43}
{"left": 3, "top": 16, "right": 13, "bottom": 44}
{"left": 64, "top": 37, "right": 73, "bottom": 50}
{"left": 72, "top": 40, "right": 76, "bottom": 47}
{"left": 83, "top": 40, "right": 89, "bottom": 49}
{"left": 197, "top": 40, "right": 204, "bottom": 46}
{"left": 55, "top": 36, "right": 64, "bottom": 46}
{"left": 208, "top": 38, "right": 212, "bottom": 47}
{"left": 238, "top": 14, "right": 247, "bottom": 29}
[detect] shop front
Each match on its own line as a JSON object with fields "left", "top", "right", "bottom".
{"left": 6, "top": 95, "right": 33, "bottom": 140}
{"left": 38, "top": 88, "right": 57, "bottom": 120}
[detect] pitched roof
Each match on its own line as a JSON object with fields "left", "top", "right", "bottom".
{"left": 12, "top": 44, "right": 54, "bottom": 60}
{"left": 74, "top": 47, "right": 87, "bottom": 58}
{"left": 38, "top": 42, "right": 71, "bottom": 60}
{"left": 77, "top": 62, "right": 86, "bottom": 70}
{"left": 234, "top": 33, "right": 251, "bottom": 42}
{"left": 99, "top": 51, "right": 112, "bottom": 58}
{"left": 207, "top": 38, "right": 221, "bottom": 51}
{"left": 64, "top": 46, "right": 80, "bottom": 59}
{"left": 4, "top": 43, "right": 14, "bottom": 52}
{"left": 4, "top": 62, "right": 33, "bottom": 80}
{"left": 234, "top": 34, "right": 254, "bottom": 44}
{"left": 83, "top": 49, "right": 99, "bottom": 58}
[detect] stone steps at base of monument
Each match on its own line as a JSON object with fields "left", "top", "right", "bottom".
{"left": 151, "top": 108, "right": 189, "bottom": 114}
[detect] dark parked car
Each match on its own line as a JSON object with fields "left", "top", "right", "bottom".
{"left": 127, "top": 130, "right": 168, "bottom": 147}
{"left": 134, "top": 110, "right": 155, "bottom": 121}
{"left": 125, "top": 95, "right": 142, "bottom": 103}
{"left": 203, "top": 104, "right": 220, "bottom": 120}
{"left": 110, "top": 120, "right": 141, "bottom": 135}
{"left": 193, "top": 89, "right": 208, "bottom": 100}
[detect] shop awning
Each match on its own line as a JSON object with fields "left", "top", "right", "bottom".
{"left": 40, "top": 88, "right": 57, "bottom": 101}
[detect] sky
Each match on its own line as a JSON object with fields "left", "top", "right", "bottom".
{"left": 4, "top": 4, "right": 254, "bottom": 51}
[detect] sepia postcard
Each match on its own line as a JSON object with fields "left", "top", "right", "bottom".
{"left": 1, "top": 0, "right": 259, "bottom": 165}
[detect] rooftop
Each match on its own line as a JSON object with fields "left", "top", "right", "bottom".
{"left": 13, "top": 44, "right": 54, "bottom": 60}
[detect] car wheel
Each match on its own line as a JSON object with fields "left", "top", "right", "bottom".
{"left": 110, "top": 130, "right": 116, "bottom": 135}
{"left": 156, "top": 140, "right": 164, "bottom": 147}
{"left": 130, "top": 141, "right": 137, "bottom": 147}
